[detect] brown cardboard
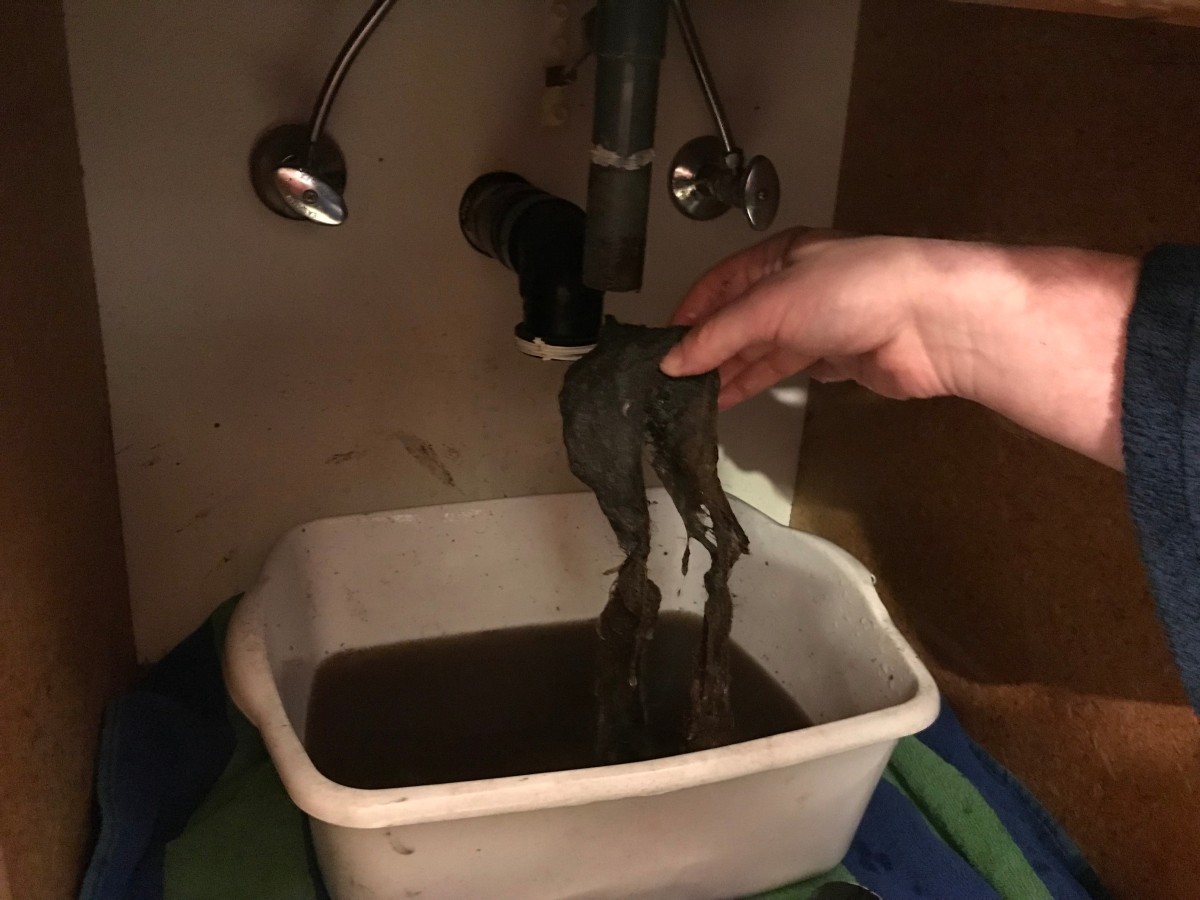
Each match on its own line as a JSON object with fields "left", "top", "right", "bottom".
{"left": 800, "top": 2, "right": 1200, "bottom": 896}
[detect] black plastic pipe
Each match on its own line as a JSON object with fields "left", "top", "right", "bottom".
{"left": 460, "top": 173, "right": 604, "bottom": 359}
{"left": 582, "top": 0, "right": 670, "bottom": 294}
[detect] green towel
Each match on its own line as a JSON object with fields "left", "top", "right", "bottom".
{"left": 888, "top": 739, "right": 1053, "bottom": 900}
{"left": 165, "top": 604, "right": 316, "bottom": 900}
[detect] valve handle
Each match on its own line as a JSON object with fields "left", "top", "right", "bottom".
{"left": 740, "top": 154, "right": 779, "bottom": 231}
{"left": 668, "top": 135, "right": 780, "bottom": 232}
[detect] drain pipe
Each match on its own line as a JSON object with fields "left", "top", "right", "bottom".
{"left": 582, "top": 0, "right": 670, "bottom": 293}
{"left": 460, "top": 172, "right": 604, "bottom": 361}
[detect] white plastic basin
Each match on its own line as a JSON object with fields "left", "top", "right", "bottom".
{"left": 225, "top": 489, "right": 938, "bottom": 899}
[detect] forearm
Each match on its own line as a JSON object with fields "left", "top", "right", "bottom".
{"left": 919, "top": 241, "right": 1139, "bottom": 468}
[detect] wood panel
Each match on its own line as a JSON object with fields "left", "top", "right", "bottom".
{"left": 953, "top": 0, "right": 1200, "bottom": 27}
{"left": 0, "top": 2, "right": 136, "bottom": 897}
{"left": 798, "top": 1, "right": 1200, "bottom": 897}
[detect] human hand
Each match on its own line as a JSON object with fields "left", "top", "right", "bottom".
{"left": 660, "top": 230, "right": 975, "bottom": 408}
{"left": 660, "top": 229, "right": 1137, "bottom": 468}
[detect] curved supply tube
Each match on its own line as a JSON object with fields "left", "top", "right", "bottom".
{"left": 305, "top": 0, "right": 398, "bottom": 163}
{"left": 460, "top": 173, "right": 604, "bottom": 361}
{"left": 250, "top": 0, "right": 399, "bottom": 225}
{"left": 670, "top": 0, "right": 735, "bottom": 155}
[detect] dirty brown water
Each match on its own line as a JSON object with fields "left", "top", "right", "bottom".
{"left": 305, "top": 611, "right": 810, "bottom": 790}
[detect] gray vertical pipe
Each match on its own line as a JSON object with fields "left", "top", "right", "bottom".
{"left": 582, "top": 0, "right": 670, "bottom": 293}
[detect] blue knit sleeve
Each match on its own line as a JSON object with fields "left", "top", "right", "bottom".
{"left": 1122, "top": 244, "right": 1200, "bottom": 714}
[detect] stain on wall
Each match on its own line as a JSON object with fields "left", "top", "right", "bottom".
{"left": 797, "top": 1, "right": 1200, "bottom": 897}
{"left": 0, "top": 2, "right": 136, "bottom": 896}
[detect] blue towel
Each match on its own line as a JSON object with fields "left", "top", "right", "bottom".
{"left": 79, "top": 620, "right": 235, "bottom": 900}
{"left": 844, "top": 778, "right": 1001, "bottom": 899}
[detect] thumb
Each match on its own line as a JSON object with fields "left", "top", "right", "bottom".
{"left": 661, "top": 287, "right": 783, "bottom": 377}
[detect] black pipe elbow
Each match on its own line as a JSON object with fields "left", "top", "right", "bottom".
{"left": 460, "top": 172, "right": 603, "bottom": 360}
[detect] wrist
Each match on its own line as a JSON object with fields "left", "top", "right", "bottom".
{"left": 902, "top": 238, "right": 1025, "bottom": 402}
{"left": 910, "top": 238, "right": 1138, "bottom": 466}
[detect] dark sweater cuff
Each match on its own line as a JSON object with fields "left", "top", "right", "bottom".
{"left": 1122, "top": 244, "right": 1200, "bottom": 713}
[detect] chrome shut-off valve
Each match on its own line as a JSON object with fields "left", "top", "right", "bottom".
{"left": 249, "top": 0, "right": 398, "bottom": 226}
{"left": 669, "top": 136, "right": 780, "bottom": 231}
{"left": 666, "top": 0, "right": 780, "bottom": 232}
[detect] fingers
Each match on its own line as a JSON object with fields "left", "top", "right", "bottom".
{"left": 805, "top": 359, "right": 853, "bottom": 384}
{"left": 670, "top": 229, "right": 802, "bottom": 327}
{"left": 718, "top": 350, "right": 810, "bottom": 409}
{"left": 661, "top": 267, "right": 797, "bottom": 377}
{"left": 662, "top": 301, "right": 774, "bottom": 377}
{"left": 717, "top": 343, "right": 774, "bottom": 390}
{"left": 718, "top": 355, "right": 856, "bottom": 410}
